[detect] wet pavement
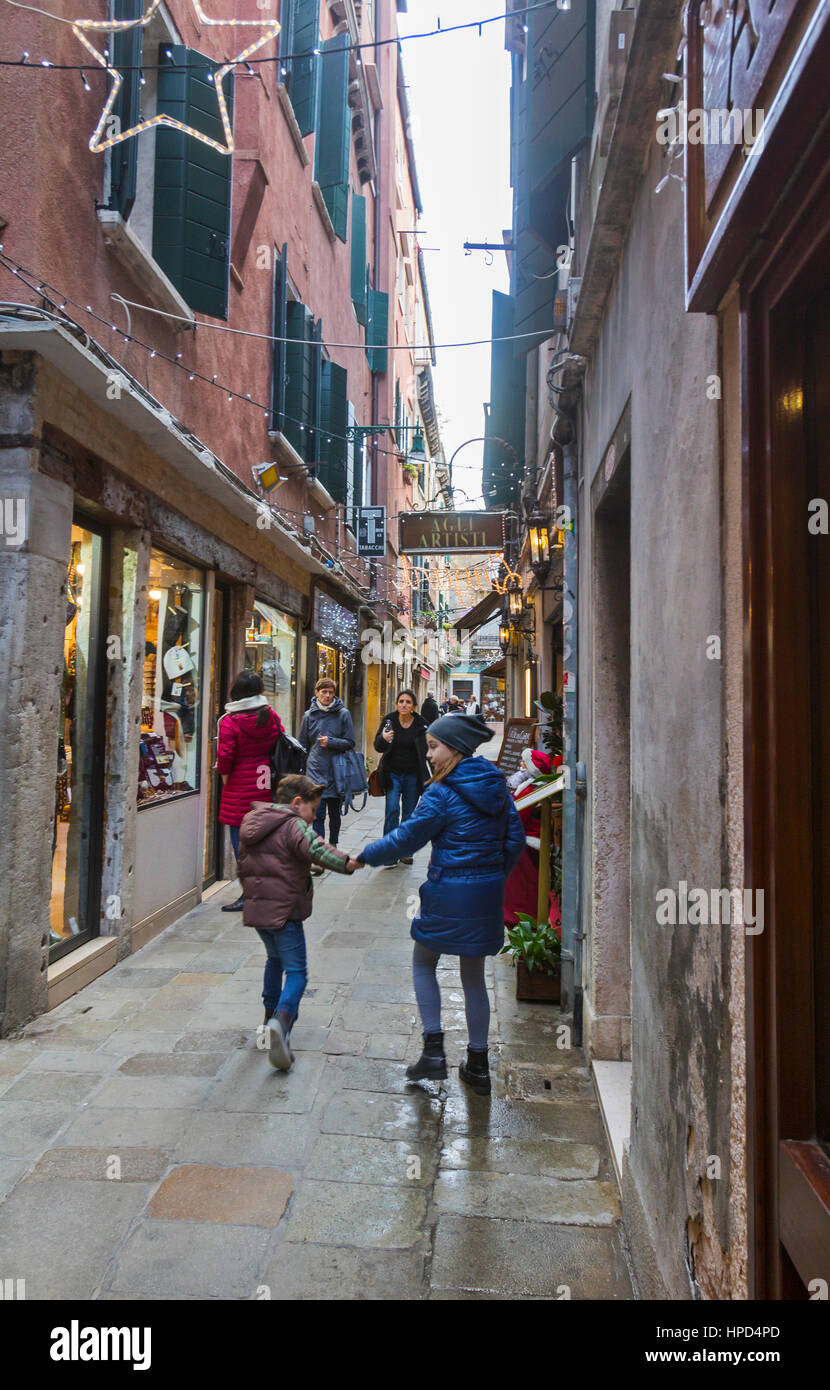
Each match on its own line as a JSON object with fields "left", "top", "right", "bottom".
{"left": 0, "top": 803, "right": 633, "bottom": 1300}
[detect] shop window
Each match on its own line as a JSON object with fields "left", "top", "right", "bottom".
{"left": 50, "top": 522, "right": 106, "bottom": 960}
{"left": 246, "top": 600, "right": 298, "bottom": 733}
{"left": 317, "top": 642, "right": 339, "bottom": 690}
{"left": 139, "top": 549, "right": 203, "bottom": 805}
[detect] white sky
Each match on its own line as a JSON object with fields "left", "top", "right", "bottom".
{"left": 397, "top": 1, "right": 512, "bottom": 509}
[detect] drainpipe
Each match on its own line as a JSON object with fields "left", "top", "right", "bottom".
{"left": 560, "top": 435, "right": 579, "bottom": 1027}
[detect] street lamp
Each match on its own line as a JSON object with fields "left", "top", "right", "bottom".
{"left": 498, "top": 620, "right": 513, "bottom": 655}
{"left": 506, "top": 577, "right": 524, "bottom": 623}
{"left": 528, "top": 513, "right": 551, "bottom": 576}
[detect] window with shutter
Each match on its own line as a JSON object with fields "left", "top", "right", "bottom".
{"left": 351, "top": 193, "right": 368, "bottom": 324}
{"left": 283, "top": 300, "right": 315, "bottom": 458}
{"left": 317, "top": 360, "right": 348, "bottom": 503}
{"left": 108, "top": 0, "right": 142, "bottom": 219}
{"left": 282, "top": 0, "right": 320, "bottom": 137}
{"left": 152, "top": 45, "right": 234, "bottom": 319}
{"left": 512, "top": 0, "right": 594, "bottom": 354}
{"left": 484, "top": 290, "right": 525, "bottom": 505}
{"left": 366, "top": 289, "right": 389, "bottom": 374}
{"left": 314, "top": 33, "right": 350, "bottom": 241}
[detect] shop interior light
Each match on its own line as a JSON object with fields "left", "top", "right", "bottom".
{"left": 149, "top": 588, "right": 162, "bottom": 600}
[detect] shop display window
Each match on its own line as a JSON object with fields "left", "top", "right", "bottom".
{"left": 139, "top": 549, "right": 203, "bottom": 805}
{"left": 245, "top": 600, "right": 297, "bottom": 732}
{"left": 481, "top": 676, "right": 506, "bottom": 722}
{"left": 317, "top": 642, "right": 338, "bottom": 689}
{"left": 50, "top": 522, "right": 106, "bottom": 958}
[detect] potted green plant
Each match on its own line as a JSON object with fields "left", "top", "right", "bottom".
{"left": 501, "top": 914, "right": 561, "bottom": 1002}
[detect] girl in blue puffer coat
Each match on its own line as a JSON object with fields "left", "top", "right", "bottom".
{"left": 354, "top": 713, "right": 526, "bottom": 1094}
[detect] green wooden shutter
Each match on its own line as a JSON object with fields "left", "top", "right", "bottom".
{"left": 314, "top": 33, "right": 349, "bottom": 237}
{"left": 366, "top": 289, "right": 388, "bottom": 374}
{"left": 271, "top": 243, "right": 288, "bottom": 431}
{"left": 328, "top": 176, "right": 349, "bottom": 243}
{"left": 288, "top": 0, "right": 320, "bottom": 137}
{"left": 351, "top": 193, "right": 367, "bottom": 323}
{"left": 317, "top": 361, "right": 348, "bottom": 503}
{"left": 153, "top": 45, "right": 234, "bottom": 319}
{"left": 109, "top": 0, "right": 142, "bottom": 218}
{"left": 513, "top": 1, "right": 594, "bottom": 355}
{"left": 283, "top": 301, "right": 315, "bottom": 458}
{"left": 484, "top": 291, "right": 525, "bottom": 504}
{"left": 310, "top": 317, "right": 323, "bottom": 463}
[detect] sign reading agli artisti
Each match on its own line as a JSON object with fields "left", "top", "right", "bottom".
{"left": 399, "top": 511, "right": 505, "bottom": 554}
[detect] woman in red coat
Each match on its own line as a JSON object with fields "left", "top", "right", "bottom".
{"left": 217, "top": 670, "right": 283, "bottom": 911}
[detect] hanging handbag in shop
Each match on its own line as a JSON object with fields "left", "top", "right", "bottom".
{"left": 367, "top": 757, "right": 385, "bottom": 798}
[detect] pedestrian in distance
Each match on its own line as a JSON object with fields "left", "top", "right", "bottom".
{"left": 374, "top": 690, "right": 430, "bottom": 867}
{"left": 466, "top": 695, "right": 480, "bottom": 716}
{"left": 237, "top": 774, "right": 360, "bottom": 1070}
{"left": 421, "top": 691, "right": 440, "bottom": 725}
{"left": 298, "top": 676, "right": 355, "bottom": 872}
{"left": 217, "top": 670, "right": 283, "bottom": 912}
{"left": 354, "top": 713, "right": 526, "bottom": 1094}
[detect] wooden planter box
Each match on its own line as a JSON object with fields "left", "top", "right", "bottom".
{"left": 516, "top": 960, "right": 561, "bottom": 1003}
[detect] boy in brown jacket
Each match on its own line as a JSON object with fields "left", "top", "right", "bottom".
{"left": 238, "top": 774, "right": 362, "bottom": 1070}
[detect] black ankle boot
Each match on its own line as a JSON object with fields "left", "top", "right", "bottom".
{"left": 459, "top": 1046, "right": 491, "bottom": 1096}
{"left": 406, "top": 1031, "right": 447, "bottom": 1081}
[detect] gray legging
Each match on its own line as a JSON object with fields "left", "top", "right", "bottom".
{"left": 412, "top": 941, "right": 490, "bottom": 1050}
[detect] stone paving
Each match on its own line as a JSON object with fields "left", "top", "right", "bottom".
{"left": 0, "top": 803, "right": 633, "bottom": 1301}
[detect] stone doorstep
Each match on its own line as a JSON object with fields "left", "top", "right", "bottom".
{"left": 591, "top": 1060, "right": 632, "bottom": 1191}
{"left": 47, "top": 937, "right": 118, "bottom": 1010}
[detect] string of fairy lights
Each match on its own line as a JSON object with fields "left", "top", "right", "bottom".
{"left": 0, "top": 0, "right": 530, "bottom": 613}
{"left": 1, "top": 1, "right": 562, "bottom": 72}
{"left": 0, "top": 249, "right": 524, "bottom": 498}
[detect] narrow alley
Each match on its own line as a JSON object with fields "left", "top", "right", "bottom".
{"left": 0, "top": 803, "right": 630, "bottom": 1302}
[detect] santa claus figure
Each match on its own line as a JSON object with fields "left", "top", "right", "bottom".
{"left": 504, "top": 748, "right": 563, "bottom": 932}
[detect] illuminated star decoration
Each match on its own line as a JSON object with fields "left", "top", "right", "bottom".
{"left": 71, "top": 0, "right": 279, "bottom": 156}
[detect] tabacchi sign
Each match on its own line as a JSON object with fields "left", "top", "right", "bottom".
{"left": 399, "top": 511, "right": 505, "bottom": 554}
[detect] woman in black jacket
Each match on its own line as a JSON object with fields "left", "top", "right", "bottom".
{"left": 373, "top": 690, "right": 429, "bottom": 866}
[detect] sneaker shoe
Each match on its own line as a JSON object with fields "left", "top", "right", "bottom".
{"left": 383, "top": 862, "right": 399, "bottom": 870}
{"left": 400, "top": 856, "right": 414, "bottom": 864}
{"left": 222, "top": 895, "right": 244, "bottom": 911}
{"left": 267, "top": 1010, "right": 293, "bottom": 1071}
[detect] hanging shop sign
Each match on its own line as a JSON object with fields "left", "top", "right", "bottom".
{"left": 399, "top": 511, "right": 505, "bottom": 554}
{"left": 357, "top": 506, "right": 387, "bottom": 557}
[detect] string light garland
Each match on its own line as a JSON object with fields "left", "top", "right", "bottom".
{"left": 94, "top": 288, "right": 557, "bottom": 355}
{"left": 1, "top": 0, "right": 561, "bottom": 72}
{"left": 0, "top": 249, "right": 526, "bottom": 497}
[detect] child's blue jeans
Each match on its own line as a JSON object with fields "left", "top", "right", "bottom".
{"left": 256, "top": 922, "right": 308, "bottom": 1022}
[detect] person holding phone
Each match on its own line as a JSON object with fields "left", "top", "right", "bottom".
{"left": 373, "top": 690, "right": 430, "bottom": 865}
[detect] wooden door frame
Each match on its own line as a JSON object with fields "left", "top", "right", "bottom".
{"left": 742, "top": 141, "right": 830, "bottom": 1299}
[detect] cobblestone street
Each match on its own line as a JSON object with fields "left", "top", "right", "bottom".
{"left": 0, "top": 804, "right": 632, "bottom": 1301}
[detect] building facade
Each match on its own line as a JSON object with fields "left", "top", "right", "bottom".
{"left": 487, "top": 0, "right": 830, "bottom": 1299}
{"left": 0, "top": 0, "right": 445, "bottom": 1033}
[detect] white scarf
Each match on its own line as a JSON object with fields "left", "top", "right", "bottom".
{"left": 224, "top": 695, "right": 269, "bottom": 714}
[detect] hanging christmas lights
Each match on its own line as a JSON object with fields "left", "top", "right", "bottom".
{"left": 59, "top": 1, "right": 279, "bottom": 156}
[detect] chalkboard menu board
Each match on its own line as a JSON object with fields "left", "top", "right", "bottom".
{"left": 496, "top": 718, "right": 537, "bottom": 774}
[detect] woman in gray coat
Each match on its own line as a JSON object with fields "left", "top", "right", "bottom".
{"left": 298, "top": 676, "right": 356, "bottom": 849}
